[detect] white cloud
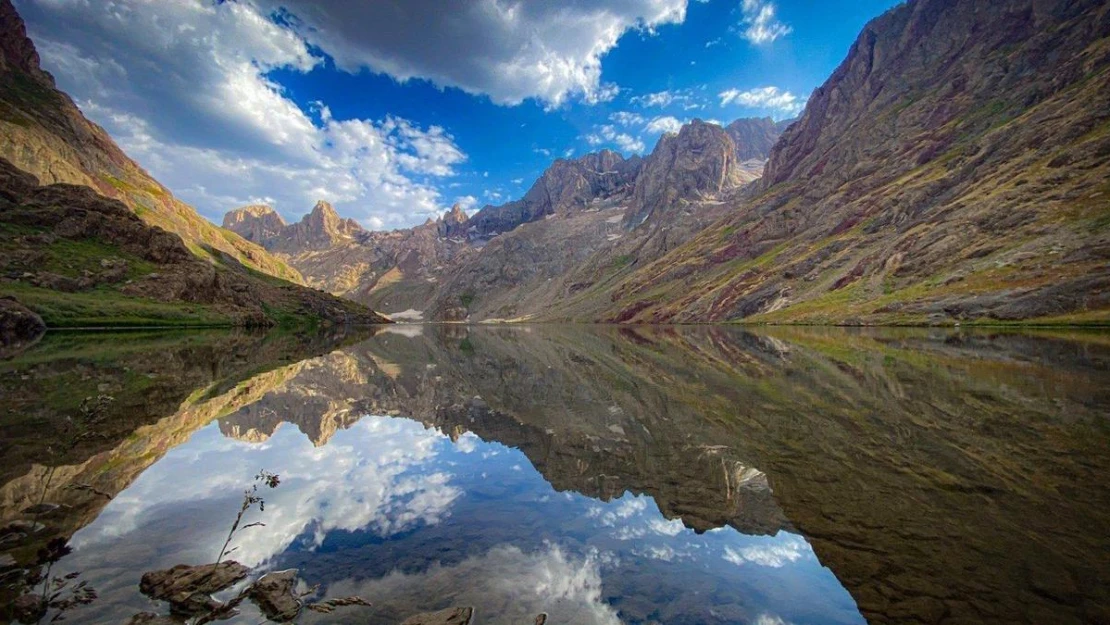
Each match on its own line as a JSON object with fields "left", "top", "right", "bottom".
{"left": 722, "top": 535, "right": 808, "bottom": 568}
{"left": 253, "top": 0, "right": 688, "bottom": 108}
{"left": 72, "top": 417, "right": 463, "bottom": 568}
{"left": 718, "top": 86, "right": 805, "bottom": 116}
{"left": 645, "top": 115, "right": 684, "bottom": 134}
{"left": 585, "top": 125, "right": 645, "bottom": 154}
{"left": 324, "top": 544, "right": 622, "bottom": 625}
{"left": 20, "top": 0, "right": 467, "bottom": 229}
{"left": 454, "top": 195, "right": 479, "bottom": 211}
{"left": 739, "top": 0, "right": 792, "bottom": 45}
{"left": 610, "top": 111, "right": 647, "bottom": 127}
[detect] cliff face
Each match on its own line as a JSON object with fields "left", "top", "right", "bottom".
{"left": 0, "top": 0, "right": 302, "bottom": 283}
{"left": 624, "top": 120, "right": 746, "bottom": 228}
{"left": 221, "top": 205, "right": 287, "bottom": 246}
{"left": 725, "top": 117, "right": 794, "bottom": 162}
{"left": 468, "top": 149, "right": 643, "bottom": 236}
{"left": 555, "top": 0, "right": 1110, "bottom": 324}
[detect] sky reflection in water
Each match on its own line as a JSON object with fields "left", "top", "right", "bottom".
{"left": 64, "top": 414, "right": 864, "bottom": 625}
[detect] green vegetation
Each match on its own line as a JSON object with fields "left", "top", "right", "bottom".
{"left": 0, "top": 283, "right": 232, "bottom": 328}
{"left": 460, "top": 291, "right": 476, "bottom": 308}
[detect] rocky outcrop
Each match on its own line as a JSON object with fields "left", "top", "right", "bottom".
{"left": 401, "top": 606, "right": 474, "bottom": 625}
{"left": 139, "top": 562, "right": 249, "bottom": 616}
{"left": 437, "top": 203, "right": 470, "bottom": 238}
{"left": 0, "top": 158, "right": 390, "bottom": 327}
{"left": 221, "top": 204, "right": 287, "bottom": 246}
{"left": 560, "top": 0, "right": 1110, "bottom": 324}
{"left": 468, "top": 149, "right": 642, "bottom": 236}
{"left": 724, "top": 117, "right": 793, "bottom": 161}
{"left": 224, "top": 200, "right": 365, "bottom": 254}
{"left": 623, "top": 120, "right": 744, "bottom": 228}
{"left": 0, "top": 0, "right": 302, "bottom": 283}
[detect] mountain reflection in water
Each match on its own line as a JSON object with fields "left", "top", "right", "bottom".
{"left": 1, "top": 325, "right": 1108, "bottom": 625}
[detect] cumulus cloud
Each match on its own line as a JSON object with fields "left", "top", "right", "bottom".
{"left": 722, "top": 535, "right": 808, "bottom": 568}
{"left": 254, "top": 0, "right": 687, "bottom": 108}
{"left": 719, "top": 86, "right": 805, "bottom": 116}
{"left": 18, "top": 0, "right": 468, "bottom": 229}
{"left": 610, "top": 111, "right": 647, "bottom": 127}
{"left": 585, "top": 125, "right": 646, "bottom": 154}
{"left": 631, "top": 88, "right": 697, "bottom": 108}
{"left": 645, "top": 115, "right": 684, "bottom": 134}
{"left": 739, "top": 0, "right": 792, "bottom": 45}
{"left": 323, "top": 544, "right": 622, "bottom": 624}
{"left": 72, "top": 417, "right": 463, "bottom": 568}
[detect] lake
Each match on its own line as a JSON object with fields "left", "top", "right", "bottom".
{"left": 1, "top": 325, "right": 1108, "bottom": 624}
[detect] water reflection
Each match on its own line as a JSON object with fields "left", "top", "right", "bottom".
{"left": 1, "top": 325, "right": 1109, "bottom": 624}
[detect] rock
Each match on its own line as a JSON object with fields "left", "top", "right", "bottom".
{"left": 400, "top": 606, "right": 474, "bottom": 625}
{"left": 226, "top": 200, "right": 364, "bottom": 253}
{"left": 221, "top": 204, "right": 288, "bottom": 246}
{"left": 247, "top": 568, "right": 301, "bottom": 621}
{"left": 624, "top": 120, "right": 744, "bottom": 228}
{"left": 534, "top": 614, "right": 548, "bottom": 625}
{"left": 0, "top": 296, "right": 45, "bottom": 355}
{"left": 139, "top": 561, "right": 250, "bottom": 616}
{"left": 725, "top": 117, "right": 794, "bottom": 161}
{"left": 125, "top": 613, "right": 179, "bottom": 625}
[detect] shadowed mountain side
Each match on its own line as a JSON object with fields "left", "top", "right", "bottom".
{"left": 226, "top": 325, "right": 1110, "bottom": 625}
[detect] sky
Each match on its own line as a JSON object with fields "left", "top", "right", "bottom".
{"left": 16, "top": 0, "right": 901, "bottom": 231}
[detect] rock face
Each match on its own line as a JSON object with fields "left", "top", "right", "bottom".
{"left": 221, "top": 205, "right": 287, "bottom": 246}
{"left": 438, "top": 203, "right": 470, "bottom": 238}
{"left": 468, "top": 149, "right": 643, "bottom": 236}
{"left": 0, "top": 0, "right": 302, "bottom": 283}
{"left": 554, "top": 0, "right": 1110, "bottom": 324}
{"left": 725, "top": 117, "right": 795, "bottom": 161}
{"left": 0, "top": 157, "right": 391, "bottom": 327}
{"left": 224, "top": 200, "right": 364, "bottom": 254}
{"left": 624, "top": 120, "right": 744, "bottom": 228}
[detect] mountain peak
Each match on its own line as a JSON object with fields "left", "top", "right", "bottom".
{"left": 0, "top": 0, "right": 50, "bottom": 82}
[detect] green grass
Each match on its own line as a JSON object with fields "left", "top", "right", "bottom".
{"left": 0, "top": 282, "right": 233, "bottom": 328}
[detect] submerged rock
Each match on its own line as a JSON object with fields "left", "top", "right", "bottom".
{"left": 139, "top": 561, "right": 249, "bottom": 616}
{"left": 247, "top": 568, "right": 301, "bottom": 621}
{"left": 400, "top": 606, "right": 474, "bottom": 625}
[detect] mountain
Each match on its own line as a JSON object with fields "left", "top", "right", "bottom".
{"left": 0, "top": 0, "right": 301, "bottom": 283}
{"left": 545, "top": 0, "right": 1110, "bottom": 324}
{"left": 725, "top": 117, "right": 796, "bottom": 161}
{"left": 426, "top": 120, "right": 773, "bottom": 321}
{"left": 0, "top": 158, "right": 389, "bottom": 328}
{"left": 467, "top": 149, "right": 643, "bottom": 236}
{"left": 0, "top": 1, "right": 389, "bottom": 329}
{"left": 224, "top": 200, "right": 365, "bottom": 254}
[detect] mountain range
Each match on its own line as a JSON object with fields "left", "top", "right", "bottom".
{"left": 3, "top": 0, "right": 1109, "bottom": 330}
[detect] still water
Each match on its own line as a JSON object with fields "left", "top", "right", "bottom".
{"left": 1, "top": 325, "right": 1108, "bottom": 624}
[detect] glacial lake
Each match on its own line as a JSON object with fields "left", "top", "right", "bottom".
{"left": 1, "top": 325, "right": 1108, "bottom": 624}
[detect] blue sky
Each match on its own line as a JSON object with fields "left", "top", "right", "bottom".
{"left": 17, "top": 0, "right": 900, "bottom": 230}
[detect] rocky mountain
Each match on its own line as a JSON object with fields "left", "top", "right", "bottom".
{"left": 468, "top": 149, "right": 643, "bottom": 236}
{"left": 224, "top": 200, "right": 365, "bottom": 254}
{"left": 0, "top": 0, "right": 302, "bottom": 284}
{"left": 221, "top": 205, "right": 288, "bottom": 247}
{"left": 425, "top": 120, "right": 772, "bottom": 321}
{"left": 0, "top": 158, "right": 389, "bottom": 329}
{"left": 624, "top": 119, "right": 749, "bottom": 227}
{"left": 544, "top": 0, "right": 1110, "bottom": 324}
{"left": 725, "top": 117, "right": 796, "bottom": 161}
